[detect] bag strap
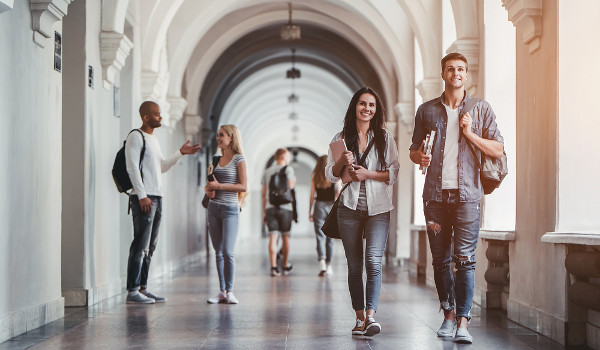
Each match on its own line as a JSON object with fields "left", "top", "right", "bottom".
{"left": 128, "top": 129, "right": 146, "bottom": 182}
{"left": 336, "top": 137, "right": 376, "bottom": 199}
{"left": 210, "top": 156, "right": 221, "bottom": 173}
{"left": 459, "top": 98, "right": 482, "bottom": 168}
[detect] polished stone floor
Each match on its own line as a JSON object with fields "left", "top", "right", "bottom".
{"left": 1, "top": 234, "right": 571, "bottom": 349}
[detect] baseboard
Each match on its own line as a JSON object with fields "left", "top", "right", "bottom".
{"left": 0, "top": 297, "right": 64, "bottom": 343}
{"left": 507, "top": 299, "right": 566, "bottom": 345}
{"left": 62, "top": 251, "right": 205, "bottom": 307}
{"left": 62, "top": 278, "right": 123, "bottom": 307}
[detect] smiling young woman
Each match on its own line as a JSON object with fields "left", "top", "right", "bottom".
{"left": 324, "top": 87, "right": 400, "bottom": 337}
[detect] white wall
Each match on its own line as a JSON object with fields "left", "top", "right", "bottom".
{"left": 0, "top": 0, "right": 64, "bottom": 342}
{"left": 557, "top": 0, "right": 600, "bottom": 232}
{"left": 481, "top": 0, "right": 516, "bottom": 231}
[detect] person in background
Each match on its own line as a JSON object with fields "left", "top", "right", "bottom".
{"left": 205, "top": 124, "right": 247, "bottom": 305}
{"left": 309, "top": 155, "right": 339, "bottom": 276}
{"left": 262, "top": 148, "right": 296, "bottom": 277}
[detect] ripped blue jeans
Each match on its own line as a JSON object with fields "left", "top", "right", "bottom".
{"left": 424, "top": 189, "right": 480, "bottom": 320}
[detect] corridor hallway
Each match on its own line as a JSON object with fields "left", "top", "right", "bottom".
{"left": 1, "top": 235, "right": 563, "bottom": 350}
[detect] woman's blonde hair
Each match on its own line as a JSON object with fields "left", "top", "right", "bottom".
{"left": 312, "top": 155, "right": 332, "bottom": 189}
{"left": 219, "top": 124, "right": 248, "bottom": 205}
{"left": 220, "top": 124, "right": 245, "bottom": 155}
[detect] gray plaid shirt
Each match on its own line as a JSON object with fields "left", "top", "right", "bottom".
{"left": 410, "top": 92, "right": 504, "bottom": 202}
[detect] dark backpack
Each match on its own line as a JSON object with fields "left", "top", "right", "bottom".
{"left": 112, "top": 129, "right": 146, "bottom": 193}
{"left": 268, "top": 166, "right": 293, "bottom": 206}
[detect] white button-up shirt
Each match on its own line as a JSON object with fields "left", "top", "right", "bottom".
{"left": 325, "top": 129, "right": 400, "bottom": 216}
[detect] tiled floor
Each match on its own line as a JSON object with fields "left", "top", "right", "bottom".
{"left": 1, "top": 234, "right": 571, "bottom": 349}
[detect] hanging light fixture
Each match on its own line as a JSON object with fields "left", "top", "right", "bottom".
{"left": 281, "top": 2, "right": 301, "bottom": 41}
{"left": 286, "top": 48, "right": 300, "bottom": 79}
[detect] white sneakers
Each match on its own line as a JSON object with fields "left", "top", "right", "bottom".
{"left": 318, "top": 259, "right": 333, "bottom": 276}
{"left": 207, "top": 291, "right": 238, "bottom": 304}
{"left": 318, "top": 259, "right": 327, "bottom": 276}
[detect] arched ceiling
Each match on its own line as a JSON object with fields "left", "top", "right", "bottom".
{"left": 197, "top": 23, "right": 382, "bottom": 126}
{"left": 218, "top": 62, "right": 353, "bottom": 184}
{"left": 115, "top": 0, "right": 479, "bottom": 188}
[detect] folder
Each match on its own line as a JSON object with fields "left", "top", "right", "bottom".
{"left": 329, "top": 139, "right": 353, "bottom": 184}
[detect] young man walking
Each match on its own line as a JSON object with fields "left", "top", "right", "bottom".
{"left": 262, "top": 148, "right": 296, "bottom": 276}
{"left": 409, "top": 53, "right": 504, "bottom": 343}
{"left": 125, "top": 101, "right": 200, "bottom": 304}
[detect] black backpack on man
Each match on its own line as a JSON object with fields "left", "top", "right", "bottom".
{"left": 112, "top": 129, "right": 146, "bottom": 194}
{"left": 268, "top": 166, "right": 293, "bottom": 206}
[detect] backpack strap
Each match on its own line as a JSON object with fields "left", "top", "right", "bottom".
{"left": 126, "top": 129, "right": 146, "bottom": 212}
{"left": 459, "top": 98, "right": 483, "bottom": 167}
{"left": 128, "top": 129, "right": 146, "bottom": 182}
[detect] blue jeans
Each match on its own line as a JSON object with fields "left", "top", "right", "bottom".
{"left": 313, "top": 200, "right": 334, "bottom": 263}
{"left": 207, "top": 201, "right": 239, "bottom": 292}
{"left": 127, "top": 195, "right": 162, "bottom": 291}
{"left": 337, "top": 205, "right": 390, "bottom": 312}
{"left": 424, "top": 189, "right": 480, "bottom": 319}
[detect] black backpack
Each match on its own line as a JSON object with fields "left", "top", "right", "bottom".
{"left": 268, "top": 166, "right": 293, "bottom": 206}
{"left": 112, "top": 129, "right": 146, "bottom": 193}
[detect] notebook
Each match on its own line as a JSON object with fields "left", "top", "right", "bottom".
{"left": 329, "top": 139, "right": 353, "bottom": 184}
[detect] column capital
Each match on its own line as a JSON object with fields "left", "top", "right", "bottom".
{"left": 141, "top": 70, "right": 167, "bottom": 101}
{"left": 31, "top": 0, "right": 72, "bottom": 47}
{"left": 100, "top": 31, "right": 133, "bottom": 89}
{"left": 447, "top": 38, "right": 479, "bottom": 96}
{"left": 184, "top": 115, "right": 203, "bottom": 141}
{"left": 0, "top": 0, "right": 14, "bottom": 14}
{"left": 394, "top": 102, "right": 414, "bottom": 134}
{"left": 167, "top": 96, "right": 188, "bottom": 125}
{"left": 503, "top": 0, "right": 543, "bottom": 54}
{"left": 416, "top": 78, "right": 442, "bottom": 102}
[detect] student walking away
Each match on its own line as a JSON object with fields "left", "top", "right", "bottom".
{"left": 409, "top": 53, "right": 504, "bottom": 344}
{"left": 125, "top": 101, "right": 200, "bottom": 304}
{"left": 205, "top": 125, "right": 248, "bottom": 305}
{"left": 262, "top": 148, "right": 296, "bottom": 277}
{"left": 325, "top": 87, "right": 399, "bottom": 336}
{"left": 309, "top": 155, "right": 339, "bottom": 276}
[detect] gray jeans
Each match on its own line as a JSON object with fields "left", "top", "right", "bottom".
{"left": 313, "top": 200, "right": 334, "bottom": 263}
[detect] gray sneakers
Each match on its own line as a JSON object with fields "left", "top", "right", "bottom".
{"left": 126, "top": 291, "right": 155, "bottom": 304}
{"left": 455, "top": 327, "right": 473, "bottom": 343}
{"left": 437, "top": 319, "right": 456, "bottom": 337}
{"left": 140, "top": 290, "right": 166, "bottom": 303}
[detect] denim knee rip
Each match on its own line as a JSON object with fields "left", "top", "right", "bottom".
{"left": 452, "top": 254, "right": 476, "bottom": 266}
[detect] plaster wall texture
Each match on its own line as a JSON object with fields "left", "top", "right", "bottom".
{"left": 508, "top": 1, "right": 566, "bottom": 343}
{"left": 556, "top": 0, "right": 600, "bottom": 232}
{"left": 481, "top": 0, "right": 516, "bottom": 232}
{"left": 0, "top": 0, "right": 64, "bottom": 340}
